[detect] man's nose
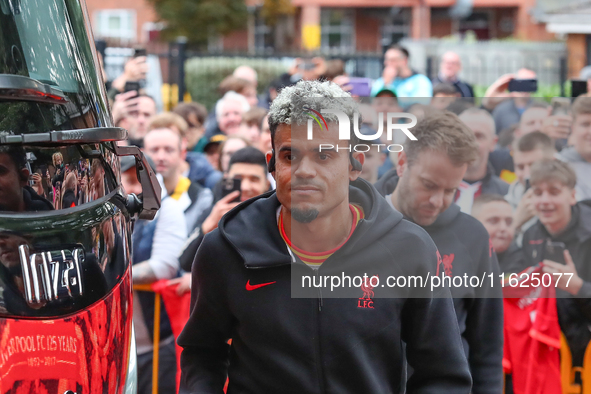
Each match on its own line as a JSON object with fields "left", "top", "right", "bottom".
{"left": 152, "top": 150, "right": 166, "bottom": 161}
{"left": 294, "top": 156, "right": 316, "bottom": 178}
{"left": 429, "top": 191, "right": 444, "bottom": 209}
{"left": 241, "top": 179, "right": 251, "bottom": 192}
{"left": 538, "top": 191, "right": 552, "bottom": 204}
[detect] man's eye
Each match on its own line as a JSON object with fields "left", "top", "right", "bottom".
{"left": 318, "top": 153, "right": 328, "bottom": 160}
{"left": 285, "top": 154, "right": 295, "bottom": 161}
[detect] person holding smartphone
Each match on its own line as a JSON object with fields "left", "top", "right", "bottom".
{"left": 175, "top": 147, "right": 271, "bottom": 295}
{"left": 519, "top": 159, "right": 591, "bottom": 367}
{"left": 559, "top": 96, "right": 591, "bottom": 200}
{"left": 490, "top": 68, "right": 537, "bottom": 134}
{"left": 506, "top": 132, "right": 556, "bottom": 246}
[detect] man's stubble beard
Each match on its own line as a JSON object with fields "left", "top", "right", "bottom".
{"left": 290, "top": 207, "right": 320, "bottom": 223}
{"left": 396, "top": 176, "right": 437, "bottom": 227}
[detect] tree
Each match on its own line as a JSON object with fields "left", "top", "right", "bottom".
{"left": 260, "top": 0, "right": 295, "bottom": 52}
{"left": 260, "top": 0, "right": 294, "bottom": 27}
{"left": 146, "top": 0, "right": 248, "bottom": 46}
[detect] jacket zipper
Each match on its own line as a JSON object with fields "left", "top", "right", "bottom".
{"left": 287, "top": 246, "right": 326, "bottom": 393}
{"left": 314, "top": 269, "right": 326, "bottom": 394}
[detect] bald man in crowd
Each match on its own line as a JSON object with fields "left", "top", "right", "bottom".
{"left": 233, "top": 65, "right": 258, "bottom": 88}
{"left": 457, "top": 108, "right": 509, "bottom": 213}
{"left": 432, "top": 51, "right": 474, "bottom": 98}
{"left": 492, "top": 68, "right": 537, "bottom": 134}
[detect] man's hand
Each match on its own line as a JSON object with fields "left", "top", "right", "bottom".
{"left": 543, "top": 250, "right": 583, "bottom": 295}
{"left": 111, "top": 56, "right": 149, "bottom": 92}
{"left": 30, "top": 173, "right": 43, "bottom": 196}
{"left": 133, "top": 261, "right": 158, "bottom": 285}
{"left": 482, "top": 73, "right": 514, "bottom": 110}
{"left": 541, "top": 113, "right": 572, "bottom": 141}
{"left": 201, "top": 191, "right": 240, "bottom": 235}
{"left": 168, "top": 272, "right": 192, "bottom": 296}
{"left": 332, "top": 75, "right": 353, "bottom": 93}
{"left": 382, "top": 66, "right": 397, "bottom": 86}
{"left": 112, "top": 91, "right": 141, "bottom": 125}
{"left": 513, "top": 188, "right": 536, "bottom": 232}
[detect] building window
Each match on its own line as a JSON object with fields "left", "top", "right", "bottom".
{"left": 321, "top": 8, "right": 354, "bottom": 53}
{"left": 458, "top": 11, "right": 492, "bottom": 40}
{"left": 381, "top": 8, "right": 410, "bottom": 48}
{"left": 94, "top": 10, "right": 136, "bottom": 42}
{"left": 143, "top": 22, "right": 165, "bottom": 43}
{"left": 254, "top": 9, "right": 274, "bottom": 52}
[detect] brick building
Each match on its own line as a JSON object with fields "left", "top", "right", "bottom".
{"left": 535, "top": 0, "right": 591, "bottom": 77}
{"left": 85, "top": 0, "right": 556, "bottom": 53}
{"left": 85, "top": 0, "right": 159, "bottom": 45}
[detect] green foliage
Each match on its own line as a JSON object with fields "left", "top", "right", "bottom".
{"left": 146, "top": 0, "right": 248, "bottom": 46}
{"left": 261, "top": 0, "right": 294, "bottom": 26}
{"left": 185, "top": 57, "right": 287, "bottom": 111}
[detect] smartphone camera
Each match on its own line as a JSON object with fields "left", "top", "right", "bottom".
{"left": 508, "top": 79, "right": 538, "bottom": 93}
{"left": 221, "top": 178, "right": 241, "bottom": 203}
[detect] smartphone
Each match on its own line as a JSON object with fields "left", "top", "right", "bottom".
{"left": 551, "top": 97, "right": 571, "bottom": 116}
{"left": 133, "top": 48, "right": 147, "bottom": 58}
{"left": 221, "top": 178, "right": 241, "bottom": 203}
{"left": 508, "top": 79, "right": 538, "bottom": 93}
{"left": 124, "top": 81, "right": 141, "bottom": 94}
{"left": 544, "top": 241, "right": 566, "bottom": 265}
{"left": 571, "top": 80, "right": 588, "bottom": 98}
{"left": 524, "top": 178, "right": 531, "bottom": 192}
{"left": 348, "top": 77, "right": 372, "bottom": 97}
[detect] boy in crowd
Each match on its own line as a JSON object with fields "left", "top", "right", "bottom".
{"left": 520, "top": 160, "right": 591, "bottom": 367}
{"left": 472, "top": 194, "right": 521, "bottom": 272}
{"left": 431, "top": 83, "right": 461, "bottom": 111}
{"left": 506, "top": 131, "right": 556, "bottom": 244}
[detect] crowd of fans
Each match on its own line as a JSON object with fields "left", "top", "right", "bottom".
{"left": 105, "top": 44, "right": 591, "bottom": 393}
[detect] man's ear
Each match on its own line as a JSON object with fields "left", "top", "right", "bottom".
{"left": 490, "top": 135, "right": 499, "bottom": 152}
{"left": 349, "top": 151, "right": 365, "bottom": 181}
{"left": 396, "top": 151, "right": 408, "bottom": 177}
{"left": 265, "top": 151, "right": 275, "bottom": 179}
{"left": 20, "top": 168, "right": 30, "bottom": 186}
{"left": 181, "top": 138, "right": 188, "bottom": 159}
{"left": 569, "top": 187, "right": 577, "bottom": 206}
{"left": 514, "top": 127, "right": 522, "bottom": 140}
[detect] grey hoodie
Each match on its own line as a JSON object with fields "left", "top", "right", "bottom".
{"left": 559, "top": 147, "right": 591, "bottom": 200}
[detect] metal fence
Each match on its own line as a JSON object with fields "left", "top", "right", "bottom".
{"left": 99, "top": 39, "right": 570, "bottom": 105}
{"left": 403, "top": 39, "right": 568, "bottom": 90}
